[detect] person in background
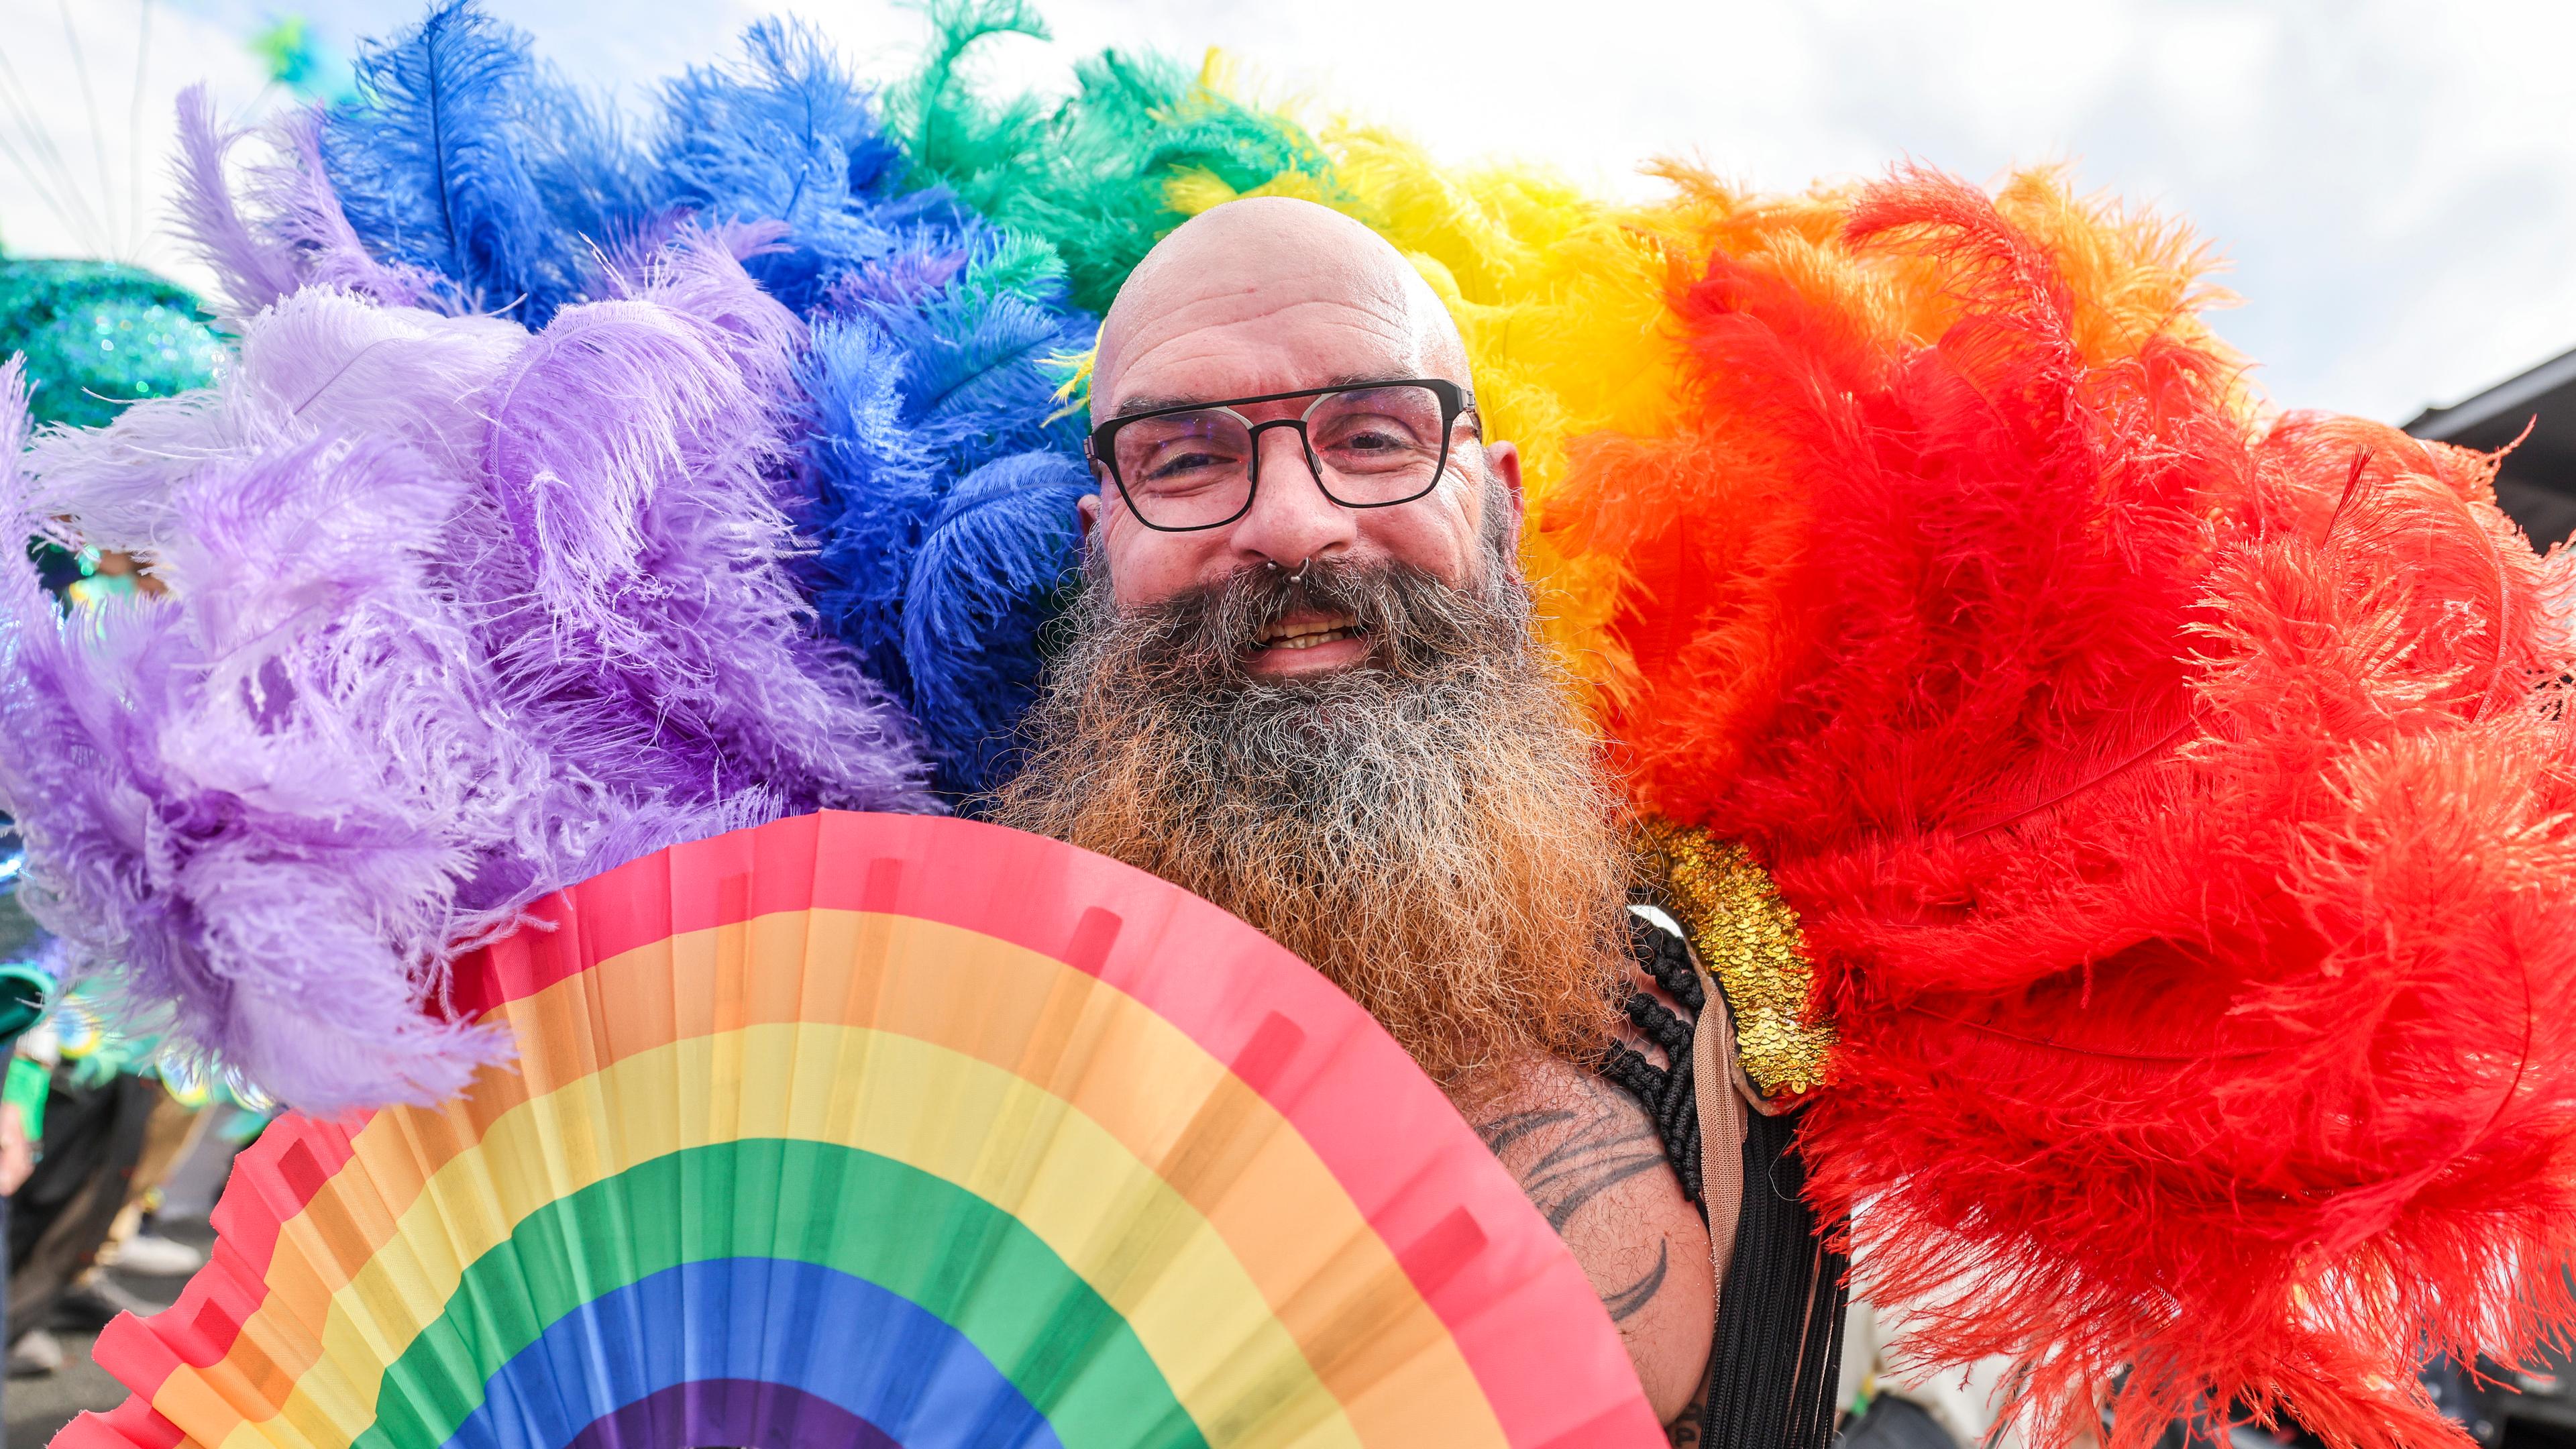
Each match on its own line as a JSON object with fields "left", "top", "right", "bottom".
{"left": 0, "top": 1064, "right": 35, "bottom": 1197}
{"left": 6, "top": 1059, "right": 159, "bottom": 1378}
{"left": 0, "top": 882, "right": 56, "bottom": 1412}
{"left": 58, "top": 549, "right": 166, "bottom": 610}
{"left": 76, "top": 1089, "right": 207, "bottom": 1280}
{"left": 0, "top": 1034, "right": 39, "bottom": 1444}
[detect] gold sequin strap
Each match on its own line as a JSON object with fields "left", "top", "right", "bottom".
{"left": 1646, "top": 821, "right": 1837, "bottom": 1097}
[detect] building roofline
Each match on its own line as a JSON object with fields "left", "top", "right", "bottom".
{"left": 2406, "top": 343, "right": 2576, "bottom": 441}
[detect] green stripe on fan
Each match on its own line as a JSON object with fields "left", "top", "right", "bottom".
{"left": 352, "top": 1138, "right": 1205, "bottom": 1449}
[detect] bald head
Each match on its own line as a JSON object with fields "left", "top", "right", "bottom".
{"left": 1091, "top": 197, "right": 1472, "bottom": 417}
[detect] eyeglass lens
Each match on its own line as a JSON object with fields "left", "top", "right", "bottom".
{"left": 1111, "top": 384, "right": 1455, "bottom": 529}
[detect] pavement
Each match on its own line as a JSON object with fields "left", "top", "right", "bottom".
{"left": 2, "top": 1213, "right": 217, "bottom": 1448}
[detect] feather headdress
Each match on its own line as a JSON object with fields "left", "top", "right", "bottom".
{"left": 174, "top": 1, "right": 1099, "bottom": 790}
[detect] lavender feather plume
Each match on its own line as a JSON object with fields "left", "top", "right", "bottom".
{"left": 170, "top": 88, "right": 300, "bottom": 321}
{"left": 11, "top": 234, "right": 934, "bottom": 1109}
{"left": 1, "top": 364, "right": 519, "bottom": 1104}
{"left": 474, "top": 229, "right": 928, "bottom": 835}
{"left": 172, "top": 89, "right": 439, "bottom": 326}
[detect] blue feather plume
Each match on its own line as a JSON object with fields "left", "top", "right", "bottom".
{"left": 655, "top": 19, "right": 924, "bottom": 315}
{"left": 327, "top": 7, "right": 965, "bottom": 323}
{"left": 518, "top": 80, "right": 657, "bottom": 266}
{"left": 903, "top": 451, "right": 1091, "bottom": 791}
{"left": 801, "top": 227, "right": 1095, "bottom": 794}
{"left": 314, "top": 3, "right": 1102, "bottom": 796}
{"left": 801, "top": 315, "right": 939, "bottom": 705}
{"left": 845, "top": 233, "right": 1089, "bottom": 472}
{"left": 323, "top": 1, "right": 594, "bottom": 325}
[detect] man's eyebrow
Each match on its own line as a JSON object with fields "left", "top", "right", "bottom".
{"left": 1104, "top": 374, "right": 1428, "bottom": 420}
{"left": 1108, "top": 392, "right": 1201, "bottom": 419}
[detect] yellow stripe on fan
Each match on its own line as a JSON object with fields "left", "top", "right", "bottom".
{"left": 172, "top": 912, "right": 1504, "bottom": 1449}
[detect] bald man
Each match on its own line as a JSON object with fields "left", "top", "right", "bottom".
{"left": 991, "top": 199, "right": 1723, "bottom": 1430}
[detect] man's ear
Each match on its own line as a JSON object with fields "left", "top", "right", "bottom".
{"left": 1077, "top": 490, "right": 1102, "bottom": 547}
{"left": 1485, "top": 440, "right": 1525, "bottom": 554}
{"left": 1485, "top": 441, "right": 1524, "bottom": 517}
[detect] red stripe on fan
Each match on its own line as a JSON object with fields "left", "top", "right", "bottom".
{"left": 54, "top": 1398, "right": 186, "bottom": 1449}
{"left": 1539, "top": 1401, "right": 1673, "bottom": 1449}
{"left": 212, "top": 1126, "right": 362, "bottom": 1269}
{"left": 91, "top": 1114, "right": 370, "bottom": 1409}
{"left": 447, "top": 811, "right": 1659, "bottom": 1446}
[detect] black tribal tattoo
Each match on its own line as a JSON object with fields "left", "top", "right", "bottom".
{"left": 1601, "top": 1241, "right": 1670, "bottom": 1322}
{"left": 1475, "top": 1076, "right": 1674, "bottom": 1322}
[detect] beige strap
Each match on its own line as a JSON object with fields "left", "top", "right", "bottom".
{"left": 1695, "top": 973, "right": 1750, "bottom": 1299}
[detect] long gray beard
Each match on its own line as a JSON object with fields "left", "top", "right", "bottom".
{"left": 986, "top": 549, "right": 1631, "bottom": 1086}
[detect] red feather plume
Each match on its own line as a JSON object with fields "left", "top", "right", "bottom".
{"left": 1559, "top": 166, "right": 2576, "bottom": 1448}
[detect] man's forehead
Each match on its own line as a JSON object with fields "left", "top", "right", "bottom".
{"left": 1108, "top": 370, "right": 1430, "bottom": 420}
{"left": 1099, "top": 307, "right": 1436, "bottom": 417}
{"left": 1092, "top": 199, "right": 1468, "bottom": 415}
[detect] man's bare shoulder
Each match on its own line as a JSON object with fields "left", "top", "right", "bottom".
{"left": 1458, "top": 1053, "right": 1715, "bottom": 1431}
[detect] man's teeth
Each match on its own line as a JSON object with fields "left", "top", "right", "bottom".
{"left": 1267, "top": 627, "right": 1358, "bottom": 650}
{"left": 1258, "top": 619, "right": 1362, "bottom": 650}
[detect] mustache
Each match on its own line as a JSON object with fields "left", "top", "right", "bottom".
{"left": 1082, "top": 551, "right": 1527, "bottom": 686}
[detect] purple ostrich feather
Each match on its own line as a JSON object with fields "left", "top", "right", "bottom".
{"left": 2, "top": 365, "right": 516, "bottom": 1104}
{"left": 172, "top": 87, "right": 436, "bottom": 326}
{"left": 5, "top": 228, "right": 934, "bottom": 1109}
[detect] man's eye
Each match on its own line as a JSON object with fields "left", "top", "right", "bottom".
{"left": 1143, "top": 451, "right": 1234, "bottom": 482}
{"left": 1333, "top": 429, "right": 1405, "bottom": 452}
{"left": 1317, "top": 413, "right": 1426, "bottom": 453}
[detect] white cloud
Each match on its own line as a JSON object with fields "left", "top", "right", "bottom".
{"left": 5, "top": 0, "right": 2573, "bottom": 423}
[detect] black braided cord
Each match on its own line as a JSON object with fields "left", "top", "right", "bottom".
{"left": 1598, "top": 912, "right": 1708, "bottom": 1203}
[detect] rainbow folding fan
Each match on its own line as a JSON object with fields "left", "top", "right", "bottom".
{"left": 61, "top": 812, "right": 1660, "bottom": 1449}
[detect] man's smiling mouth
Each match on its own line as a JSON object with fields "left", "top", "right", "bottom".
{"left": 1256, "top": 611, "right": 1364, "bottom": 651}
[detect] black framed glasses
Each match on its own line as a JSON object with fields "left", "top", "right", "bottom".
{"left": 1086, "top": 378, "right": 1478, "bottom": 532}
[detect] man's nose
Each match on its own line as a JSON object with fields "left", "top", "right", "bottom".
{"left": 1229, "top": 424, "right": 1358, "bottom": 566}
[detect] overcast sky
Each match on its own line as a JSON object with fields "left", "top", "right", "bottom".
{"left": 1, "top": 0, "right": 2570, "bottom": 425}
